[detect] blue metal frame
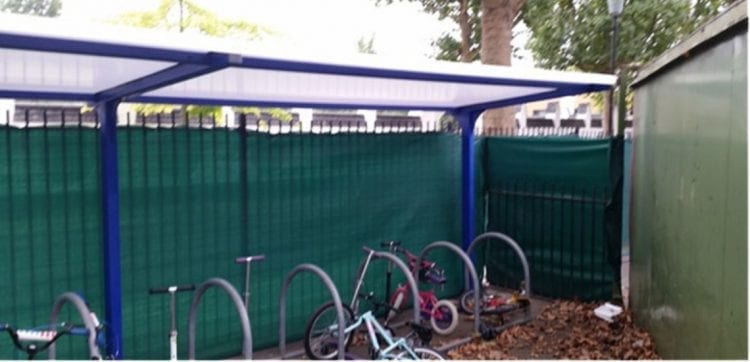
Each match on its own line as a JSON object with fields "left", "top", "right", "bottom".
{"left": 453, "top": 110, "right": 481, "bottom": 251}
{"left": 457, "top": 85, "right": 608, "bottom": 114}
{"left": 95, "top": 53, "right": 241, "bottom": 103}
{"left": 96, "top": 100, "right": 123, "bottom": 359}
{"left": 0, "top": 32, "right": 208, "bottom": 63}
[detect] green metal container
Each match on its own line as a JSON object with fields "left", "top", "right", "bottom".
{"left": 630, "top": 1, "right": 747, "bottom": 358}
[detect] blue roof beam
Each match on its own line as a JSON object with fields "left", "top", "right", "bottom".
{"left": 454, "top": 84, "right": 611, "bottom": 114}
{"left": 94, "top": 52, "right": 242, "bottom": 103}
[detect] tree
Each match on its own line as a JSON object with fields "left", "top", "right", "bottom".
{"left": 0, "top": 0, "right": 60, "bottom": 17}
{"left": 114, "top": 0, "right": 291, "bottom": 124}
{"left": 377, "top": 0, "right": 481, "bottom": 62}
{"left": 116, "top": 0, "right": 266, "bottom": 40}
{"left": 357, "top": 35, "right": 376, "bottom": 54}
{"left": 376, "top": 0, "right": 523, "bottom": 130}
{"left": 480, "top": 0, "right": 525, "bottom": 130}
{"left": 522, "top": 0, "right": 734, "bottom": 132}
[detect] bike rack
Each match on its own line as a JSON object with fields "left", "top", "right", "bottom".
{"left": 187, "top": 278, "right": 253, "bottom": 360}
{"left": 358, "top": 247, "right": 421, "bottom": 325}
{"left": 464, "top": 231, "right": 533, "bottom": 331}
{"left": 279, "top": 263, "right": 346, "bottom": 360}
{"left": 48, "top": 292, "right": 102, "bottom": 360}
{"left": 416, "top": 241, "right": 481, "bottom": 334}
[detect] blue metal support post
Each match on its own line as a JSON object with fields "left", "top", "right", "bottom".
{"left": 454, "top": 110, "right": 480, "bottom": 251}
{"left": 97, "top": 100, "right": 124, "bottom": 359}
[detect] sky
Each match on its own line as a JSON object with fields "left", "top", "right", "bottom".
{"left": 60, "top": 0, "right": 535, "bottom": 66}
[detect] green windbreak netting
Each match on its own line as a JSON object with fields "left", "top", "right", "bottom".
{"left": 118, "top": 128, "right": 463, "bottom": 359}
{"left": 478, "top": 137, "right": 622, "bottom": 300}
{"left": 0, "top": 127, "right": 104, "bottom": 360}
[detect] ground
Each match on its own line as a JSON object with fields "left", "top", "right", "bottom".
{"left": 447, "top": 300, "right": 659, "bottom": 360}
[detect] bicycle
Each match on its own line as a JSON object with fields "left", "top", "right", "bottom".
{"left": 381, "top": 241, "right": 459, "bottom": 335}
{"left": 0, "top": 322, "right": 98, "bottom": 360}
{"left": 458, "top": 266, "right": 530, "bottom": 317}
{"left": 148, "top": 284, "right": 196, "bottom": 361}
{"left": 304, "top": 246, "right": 431, "bottom": 360}
{"left": 336, "top": 310, "right": 443, "bottom": 360}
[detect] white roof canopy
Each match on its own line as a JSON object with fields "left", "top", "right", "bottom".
{"left": 0, "top": 14, "right": 615, "bottom": 112}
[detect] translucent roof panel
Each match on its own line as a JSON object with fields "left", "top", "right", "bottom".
{"left": 143, "top": 67, "right": 555, "bottom": 109}
{"left": 0, "top": 13, "right": 616, "bottom": 109}
{"left": 0, "top": 48, "right": 174, "bottom": 95}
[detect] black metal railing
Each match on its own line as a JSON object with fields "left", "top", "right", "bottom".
{"left": 480, "top": 182, "right": 615, "bottom": 300}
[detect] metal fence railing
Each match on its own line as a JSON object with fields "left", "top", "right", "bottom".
{"left": 480, "top": 181, "right": 615, "bottom": 300}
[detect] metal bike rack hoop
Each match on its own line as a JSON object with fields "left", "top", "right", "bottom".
{"left": 279, "top": 263, "right": 346, "bottom": 360}
{"left": 358, "top": 247, "right": 421, "bottom": 324}
{"left": 417, "top": 241, "right": 481, "bottom": 333}
{"left": 464, "top": 232, "right": 532, "bottom": 297}
{"left": 48, "top": 292, "right": 103, "bottom": 360}
{"left": 187, "top": 278, "right": 253, "bottom": 360}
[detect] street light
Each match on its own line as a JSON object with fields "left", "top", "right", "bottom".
{"left": 606, "top": 0, "right": 624, "bottom": 136}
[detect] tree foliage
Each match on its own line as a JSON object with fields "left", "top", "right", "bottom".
{"left": 377, "top": 0, "right": 483, "bottom": 62}
{"left": 357, "top": 35, "right": 376, "bottom": 54}
{"left": 521, "top": 0, "right": 733, "bottom": 73}
{"left": 115, "top": 0, "right": 267, "bottom": 40}
{"left": 114, "top": 0, "right": 293, "bottom": 122}
{"left": 0, "top": 0, "right": 60, "bottom": 17}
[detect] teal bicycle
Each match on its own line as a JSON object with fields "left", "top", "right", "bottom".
{"left": 309, "top": 309, "right": 443, "bottom": 360}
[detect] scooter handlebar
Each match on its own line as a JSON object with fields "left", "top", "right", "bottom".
{"left": 148, "top": 284, "right": 195, "bottom": 294}
{"left": 234, "top": 255, "right": 266, "bottom": 264}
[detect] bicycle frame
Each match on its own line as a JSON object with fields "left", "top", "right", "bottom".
{"left": 342, "top": 311, "right": 419, "bottom": 360}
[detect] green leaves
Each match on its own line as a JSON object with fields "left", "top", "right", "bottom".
{"left": 522, "top": 0, "right": 729, "bottom": 72}
{"left": 0, "top": 0, "right": 60, "bottom": 17}
{"left": 113, "top": 0, "right": 268, "bottom": 40}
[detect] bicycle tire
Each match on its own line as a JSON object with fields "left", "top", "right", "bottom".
{"left": 430, "top": 300, "right": 459, "bottom": 335}
{"left": 304, "top": 301, "right": 355, "bottom": 360}
{"left": 459, "top": 289, "right": 481, "bottom": 315}
{"left": 396, "top": 347, "right": 445, "bottom": 360}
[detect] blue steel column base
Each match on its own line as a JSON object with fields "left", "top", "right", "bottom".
{"left": 96, "top": 100, "right": 124, "bottom": 360}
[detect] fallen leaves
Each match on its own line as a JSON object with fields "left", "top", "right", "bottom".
{"left": 447, "top": 300, "right": 660, "bottom": 360}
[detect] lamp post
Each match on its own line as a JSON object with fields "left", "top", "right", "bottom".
{"left": 606, "top": 0, "right": 624, "bottom": 136}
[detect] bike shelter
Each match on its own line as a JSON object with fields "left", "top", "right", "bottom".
{"left": 48, "top": 292, "right": 103, "bottom": 360}
{"left": 278, "top": 264, "right": 346, "bottom": 360}
{"left": 187, "top": 278, "right": 252, "bottom": 360}
{"left": 0, "top": 17, "right": 615, "bottom": 359}
{"left": 356, "top": 247, "right": 421, "bottom": 325}
{"left": 465, "top": 231, "right": 533, "bottom": 331}
{"left": 415, "top": 241, "right": 481, "bottom": 334}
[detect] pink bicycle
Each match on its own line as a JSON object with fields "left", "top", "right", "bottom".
{"left": 382, "top": 241, "right": 459, "bottom": 335}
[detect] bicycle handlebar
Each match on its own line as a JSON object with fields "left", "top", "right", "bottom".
{"left": 148, "top": 284, "right": 196, "bottom": 294}
{"left": 234, "top": 255, "right": 266, "bottom": 264}
{"left": 1, "top": 323, "right": 86, "bottom": 358}
{"left": 379, "top": 240, "right": 401, "bottom": 248}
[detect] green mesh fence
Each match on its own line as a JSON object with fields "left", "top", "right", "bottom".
{"left": 117, "top": 125, "right": 463, "bottom": 359}
{"left": 478, "top": 137, "right": 622, "bottom": 301}
{"left": 0, "top": 125, "right": 104, "bottom": 360}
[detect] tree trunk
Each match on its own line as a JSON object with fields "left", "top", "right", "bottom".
{"left": 458, "top": 0, "right": 471, "bottom": 62}
{"left": 480, "top": 0, "right": 523, "bottom": 133}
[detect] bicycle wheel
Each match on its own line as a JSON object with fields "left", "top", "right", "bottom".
{"left": 304, "top": 301, "right": 355, "bottom": 360}
{"left": 459, "top": 289, "right": 485, "bottom": 315}
{"left": 396, "top": 347, "right": 445, "bottom": 360}
{"left": 430, "top": 300, "right": 459, "bottom": 335}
